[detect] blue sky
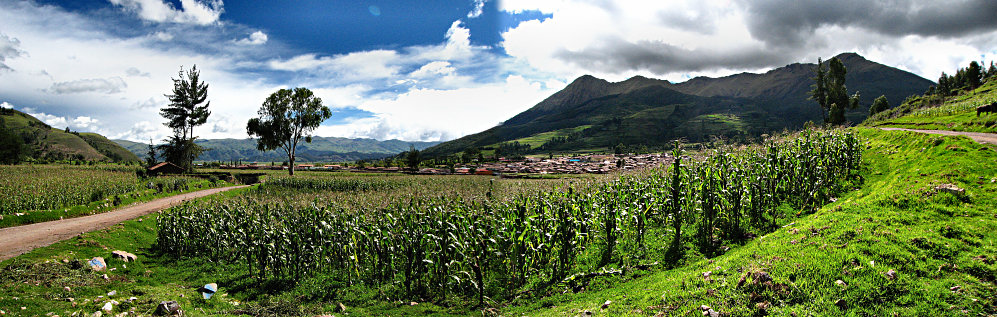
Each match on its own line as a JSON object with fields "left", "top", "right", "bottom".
{"left": 1, "top": 0, "right": 995, "bottom": 142}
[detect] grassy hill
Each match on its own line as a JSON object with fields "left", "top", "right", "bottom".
{"left": 0, "top": 108, "right": 136, "bottom": 163}
{"left": 423, "top": 53, "right": 934, "bottom": 158}
{"left": 114, "top": 136, "right": 440, "bottom": 163}
{"left": 865, "top": 78, "right": 997, "bottom": 132}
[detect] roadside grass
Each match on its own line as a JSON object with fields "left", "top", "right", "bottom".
{"left": 503, "top": 127, "right": 997, "bottom": 316}
{"left": 1, "top": 128, "right": 995, "bottom": 316}
{"left": 0, "top": 178, "right": 232, "bottom": 229}
{"left": 868, "top": 79, "right": 997, "bottom": 133}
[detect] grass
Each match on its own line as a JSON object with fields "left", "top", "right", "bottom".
{"left": 868, "top": 79, "right": 997, "bottom": 133}
{"left": 503, "top": 127, "right": 997, "bottom": 316}
{"left": 1, "top": 128, "right": 994, "bottom": 316}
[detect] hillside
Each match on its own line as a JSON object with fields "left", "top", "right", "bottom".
{"left": 864, "top": 78, "right": 997, "bottom": 132}
{"left": 422, "top": 53, "right": 934, "bottom": 157}
{"left": 0, "top": 108, "right": 136, "bottom": 163}
{"left": 114, "top": 137, "right": 440, "bottom": 163}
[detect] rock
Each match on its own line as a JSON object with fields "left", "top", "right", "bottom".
{"left": 601, "top": 300, "right": 612, "bottom": 309}
{"left": 88, "top": 257, "right": 106, "bottom": 271}
{"left": 107, "top": 291, "right": 116, "bottom": 297}
{"left": 66, "top": 298, "right": 74, "bottom": 302}
{"left": 702, "top": 309, "right": 719, "bottom": 317}
{"left": 128, "top": 297, "right": 137, "bottom": 302}
{"left": 834, "top": 299, "right": 848, "bottom": 310}
{"left": 102, "top": 274, "right": 109, "bottom": 280}
{"left": 91, "top": 311, "right": 102, "bottom": 317}
{"left": 581, "top": 310, "right": 593, "bottom": 316}
{"left": 702, "top": 271, "right": 711, "bottom": 278}
{"left": 155, "top": 301, "right": 181, "bottom": 316}
{"left": 64, "top": 286, "right": 72, "bottom": 292}
{"left": 199, "top": 283, "right": 217, "bottom": 299}
{"left": 110, "top": 251, "right": 137, "bottom": 263}
{"left": 338, "top": 302, "right": 347, "bottom": 312}
{"left": 409, "top": 302, "right": 418, "bottom": 306}
{"left": 699, "top": 305, "right": 711, "bottom": 311}
{"left": 884, "top": 269, "right": 897, "bottom": 280}
{"left": 934, "top": 184, "right": 966, "bottom": 196}
{"left": 835, "top": 280, "right": 847, "bottom": 287}
{"left": 950, "top": 285, "right": 961, "bottom": 292}
{"left": 102, "top": 302, "right": 113, "bottom": 312}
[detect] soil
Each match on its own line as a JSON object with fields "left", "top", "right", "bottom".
{"left": 878, "top": 128, "right": 997, "bottom": 145}
{"left": 0, "top": 185, "right": 248, "bottom": 261}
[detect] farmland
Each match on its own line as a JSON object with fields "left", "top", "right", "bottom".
{"left": 0, "top": 164, "right": 227, "bottom": 228}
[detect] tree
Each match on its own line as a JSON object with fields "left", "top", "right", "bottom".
{"left": 405, "top": 145, "right": 421, "bottom": 170}
{"left": 0, "top": 124, "right": 25, "bottom": 164}
{"left": 811, "top": 57, "right": 860, "bottom": 125}
{"left": 246, "top": 87, "right": 332, "bottom": 176}
{"left": 869, "top": 95, "right": 890, "bottom": 116}
{"left": 809, "top": 57, "right": 829, "bottom": 123}
{"left": 145, "top": 138, "right": 158, "bottom": 168}
{"left": 160, "top": 65, "right": 211, "bottom": 172}
{"left": 966, "top": 61, "right": 983, "bottom": 89}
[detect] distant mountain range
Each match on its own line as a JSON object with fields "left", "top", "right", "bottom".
{"left": 421, "top": 53, "right": 934, "bottom": 157}
{"left": 114, "top": 137, "right": 440, "bottom": 163}
{"left": 0, "top": 108, "right": 140, "bottom": 163}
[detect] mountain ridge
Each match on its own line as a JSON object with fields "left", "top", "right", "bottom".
{"left": 422, "top": 52, "right": 934, "bottom": 157}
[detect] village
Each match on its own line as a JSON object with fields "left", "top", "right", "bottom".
{"left": 211, "top": 153, "right": 675, "bottom": 176}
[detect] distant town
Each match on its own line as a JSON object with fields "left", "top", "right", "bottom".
{"left": 210, "top": 153, "right": 675, "bottom": 176}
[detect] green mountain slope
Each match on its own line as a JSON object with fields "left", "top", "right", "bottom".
{"left": 114, "top": 137, "right": 440, "bottom": 162}
{"left": 78, "top": 132, "right": 140, "bottom": 163}
{"left": 423, "top": 53, "right": 934, "bottom": 157}
{"left": 0, "top": 108, "right": 135, "bottom": 162}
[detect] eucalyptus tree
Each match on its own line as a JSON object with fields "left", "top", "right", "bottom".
{"left": 246, "top": 87, "right": 332, "bottom": 176}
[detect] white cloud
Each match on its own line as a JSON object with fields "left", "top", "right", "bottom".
{"left": 20, "top": 107, "right": 103, "bottom": 132}
{"left": 0, "top": 101, "right": 12, "bottom": 109}
{"left": 49, "top": 77, "right": 128, "bottom": 94}
{"left": 468, "top": 0, "right": 486, "bottom": 18}
{"left": 236, "top": 31, "right": 268, "bottom": 45}
{"left": 125, "top": 67, "right": 151, "bottom": 77}
{"left": 317, "top": 75, "right": 562, "bottom": 141}
{"left": 109, "top": 0, "right": 223, "bottom": 25}
{"left": 0, "top": 33, "right": 26, "bottom": 72}
{"left": 152, "top": 31, "right": 173, "bottom": 41}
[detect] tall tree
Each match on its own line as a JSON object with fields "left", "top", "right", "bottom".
{"left": 145, "top": 138, "right": 158, "bottom": 168}
{"left": 809, "top": 57, "right": 829, "bottom": 123}
{"left": 246, "top": 87, "right": 332, "bottom": 176}
{"left": 811, "top": 57, "right": 860, "bottom": 125}
{"left": 405, "top": 145, "right": 421, "bottom": 170}
{"left": 159, "top": 65, "right": 210, "bottom": 172}
{"left": 966, "top": 61, "right": 983, "bottom": 89}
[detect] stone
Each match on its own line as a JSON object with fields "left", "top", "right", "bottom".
{"left": 90, "top": 311, "right": 102, "bottom": 317}
{"left": 884, "top": 269, "right": 897, "bottom": 280}
{"left": 110, "top": 251, "right": 137, "bottom": 263}
{"left": 88, "top": 257, "right": 106, "bottom": 271}
{"left": 107, "top": 291, "right": 116, "bottom": 297}
{"left": 934, "top": 184, "right": 966, "bottom": 196}
{"left": 835, "top": 280, "right": 847, "bottom": 287}
{"left": 601, "top": 300, "right": 612, "bottom": 309}
{"left": 200, "top": 283, "right": 218, "bottom": 299}
{"left": 155, "top": 301, "right": 181, "bottom": 316}
{"left": 102, "top": 302, "right": 113, "bottom": 312}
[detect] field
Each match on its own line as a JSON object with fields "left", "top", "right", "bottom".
{"left": 867, "top": 79, "right": 997, "bottom": 133}
{"left": 0, "top": 128, "right": 908, "bottom": 315}
{"left": 0, "top": 164, "right": 227, "bottom": 228}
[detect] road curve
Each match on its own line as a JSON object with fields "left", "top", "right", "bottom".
{"left": 878, "top": 128, "right": 997, "bottom": 145}
{"left": 0, "top": 185, "right": 249, "bottom": 261}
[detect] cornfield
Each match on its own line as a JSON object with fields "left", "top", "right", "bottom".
{"left": 158, "top": 128, "right": 861, "bottom": 304}
{"left": 0, "top": 165, "right": 199, "bottom": 214}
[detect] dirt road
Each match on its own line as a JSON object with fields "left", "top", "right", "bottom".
{"left": 879, "top": 128, "right": 997, "bottom": 145}
{"left": 0, "top": 185, "right": 248, "bottom": 261}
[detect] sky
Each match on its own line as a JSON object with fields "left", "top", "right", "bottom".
{"left": 1, "top": 0, "right": 996, "bottom": 143}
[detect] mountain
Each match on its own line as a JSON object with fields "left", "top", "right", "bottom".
{"left": 114, "top": 137, "right": 440, "bottom": 163}
{"left": 422, "top": 53, "right": 934, "bottom": 157}
{"left": 0, "top": 108, "right": 140, "bottom": 163}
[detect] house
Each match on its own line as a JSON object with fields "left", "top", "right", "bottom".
{"left": 148, "top": 162, "right": 184, "bottom": 175}
{"left": 295, "top": 164, "right": 314, "bottom": 170}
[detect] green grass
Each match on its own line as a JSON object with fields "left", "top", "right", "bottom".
{"left": 868, "top": 79, "right": 997, "bottom": 133}
{"left": 503, "top": 127, "right": 997, "bottom": 316}
{"left": 1, "top": 129, "right": 995, "bottom": 316}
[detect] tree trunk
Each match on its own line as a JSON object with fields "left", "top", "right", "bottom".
{"left": 288, "top": 154, "right": 295, "bottom": 176}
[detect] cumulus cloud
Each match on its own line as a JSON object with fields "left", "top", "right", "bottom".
{"left": 1, "top": 101, "right": 13, "bottom": 109}
{"left": 21, "top": 107, "right": 103, "bottom": 132}
{"left": 739, "top": 0, "right": 997, "bottom": 47}
{"left": 236, "top": 31, "right": 268, "bottom": 45}
{"left": 152, "top": 31, "right": 173, "bottom": 41}
{"left": 467, "top": 0, "right": 486, "bottom": 18}
{"left": 500, "top": 0, "right": 997, "bottom": 82}
{"left": 0, "top": 33, "right": 26, "bottom": 72}
{"left": 49, "top": 77, "right": 128, "bottom": 94}
{"left": 109, "top": 0, "right": 223, "bottom": 25}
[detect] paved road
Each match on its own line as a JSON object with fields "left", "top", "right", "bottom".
{"left": 0, "top": 185, "right": 248, "bottom": 261}
{"left": 879, "top": 128, "right": 997, "bottom": 145}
